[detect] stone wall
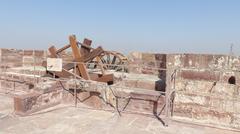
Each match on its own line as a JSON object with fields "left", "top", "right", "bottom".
{"left": 1, "top": 49, "right": 240, "bottom": 129}
{"left": 1, "top": 49, "right": 24, "bottom": 68}
{"left": 128, "top": 52, "right": 167, "bottom": 78}
{"left": 22, "top": 50, "right": 46, "bottom": 66}
{"left": 0, "top": 49, "right": 42, "bottom": 92}
{"left": 0, "top": 48, "right": 46, "bottom": 68}
{"left": 128, "top": 52, "right": 240, "bottom": 129}
{"left": 167, "top": 54, "right": 240, "bottom": 129}
{"left": 14, "top": 81, "right": 62, "bottom": 115}
{"left": 128, "top": 52, "right": 167, "bottom": 91}
{"left": 0, "top": 48, "right": 73, "bottom": 68}
{"left": 64, "top": 80, "right": 166, "bottom": 115}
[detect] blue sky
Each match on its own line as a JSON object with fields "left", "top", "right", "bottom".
{"left": 0, "top": 0, "right": 240, "bottom": 54}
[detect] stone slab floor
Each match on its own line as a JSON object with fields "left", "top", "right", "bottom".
{"left": 0, "top": 94, "right": 239, "bottom": 134}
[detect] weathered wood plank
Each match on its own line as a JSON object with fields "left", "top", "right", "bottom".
{"left": 92, "top": 74, "right": 114, "bottom": 83}
{"left": 80, "top": 38, "right": 92, "bottom": 56}
{"left": 48, "top": 46, "right": 59, "bottom": 58}
{"left": 56, "top": 44, "right": 71, "bottom": 54}
{"left": 69, "top": 35, "right": 90, "bottom": 80}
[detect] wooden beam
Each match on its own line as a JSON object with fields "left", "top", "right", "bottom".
{"left": 80, "top": 38, "right": 92, "bottom": 56}
{"left": 77, "top": 46, "right": 104, "bottom": 62}
{"left": 48, "top": 46, "right": 59, "bottom": 58}
{"left": 43, "top": 62, "right": 73, "bottom": 78}
{"left": 96, "top": 56, "right": 105, "bottom": 75}
{"left": 56, "top": 44, "right": 71, "bottom": 54}
{"left": 46, "top": 45, "right": 74, "bottom": 78}
{"left": 69, "top": 35, "right": 90, "bottom": 80}
{"left": 63, "top": 63, "right": 74, "bottom": 70}
{"left": 61, "top": 47, "right": 104, "bottom": 71}
{"left": 49, "top": 70, "right": 72, "bottom": 78}
{"left": 92, "top": 74, "right": 114, "bottom": 83}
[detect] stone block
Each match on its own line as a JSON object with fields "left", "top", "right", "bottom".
{"left": 34, "top": 81, "right": 61, "bottom": 93}
{"left": 174, "top": 93, "right": 210, "bottom": 106}
{"left": 23, "top": 56, "right": 34, "bottom": 66}
{"left": 78, "top": 92, "right": 107, "bottom": 109}
{"left": 125, "top": 80, "right": 156, "bottom": 90}
{"left": 206, "top": 110, "right": 233, "bottom": 125}
{"left": 173, "top": 103, "right": 233, "bottom": 125}
{"left": 229, "top": 57, "right": 240, "bottom": 70}
{"left": 34, "top": 50, "right": 44, "bottom": 57}
{"left": 211, "top": 83, "right": 238, "bottom": 97}
{"left": 167, "top": 54, "right": 183, "bottom": 68}
{"left": 212, "top": 55, "right": 228, "bottom": 69}
{"left": 232, "top": 114, "right": 240, "bottom": 127}
{"left": 183, "top": 54, "right": 200, "bottom": 68}
{"left": 142, "top": 53, "right": 155, "bottom": 63}
{"left": 180, "top": 70, "right": 220, "bottom": 81}
{"left": 175, "top": 79, "right": 214, "bottom": 93}
{"left": 155, "top": 54, "right": 167, "bottom": 68}
{"left": 23, "top": 50, "right": 33, "bottom": 56}
{"left": 120, "top": 79, "right": 165, "bottom": 91}
{"left": 124, "top": 99, "right": 155, "bottom": 114}
{"left": 128, "top": 52, "right": 142, "bottom": 61}
{"left": 234, "top": 101, "right": 240, "bottom": 114}
{"left": 14, "top": 89, "right": 62, "bottom": 116}
{"left": 1, "top": 81, "right": 14, "bottom": 90}
{"left": 14, "top": 92, "right": 40, "bottom": 114}
{"left": 173, "top": 103, "right": 193, "bottom": 118}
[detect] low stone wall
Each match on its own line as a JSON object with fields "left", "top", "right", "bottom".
{"left": 0, "top": 71, "right": 166, "bottom": 119}
{"left": 0, "top": 49, "right": 167, "bottom": 119}
{"left": 64, "top": 80, "right": 166, "bottom": 115}
{"left": 0, "top": 72, "right": 62, "bottom": 116}
{"left": 167, "top": 54, "right": 240, "bottom": 129}
{"left": 167, "top": 54, "right": 240, "bottom": 70}
{"left": 14, "top": 81, "right": 62, "bottom": 115}
{"left": 128, "top": 52, "right": 240, "bottom": 129}
{"left": 173, "top": 79, "right": 240, "bottom": 128}
{"left": 0, "top": 49, "right": 45, "bottom": 68}
{"left": 0, "top": 48, "right": 72, "bottom": 68}
{"left": 0, "top": 72, "right": 42, "bottom": 93}
{"left": 1, "top": 49, "right": 240, "bottom": 129}
{"left": 128, "top": 52, "right": 167, "bottom": 79}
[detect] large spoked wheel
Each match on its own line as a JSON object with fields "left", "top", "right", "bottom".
{"left": 99, "top": 51, "right": 128, "bottom": 72}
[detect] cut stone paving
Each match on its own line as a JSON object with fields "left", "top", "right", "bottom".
{"left": 0, "top": 94, "right": 239, "bottom": 134}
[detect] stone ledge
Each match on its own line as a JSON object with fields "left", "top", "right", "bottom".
{"left": 180, "top": 70, "right": 220, "bottom": 81}
{"left": 13, "top": 81, "right": 63, "bottom": 116}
